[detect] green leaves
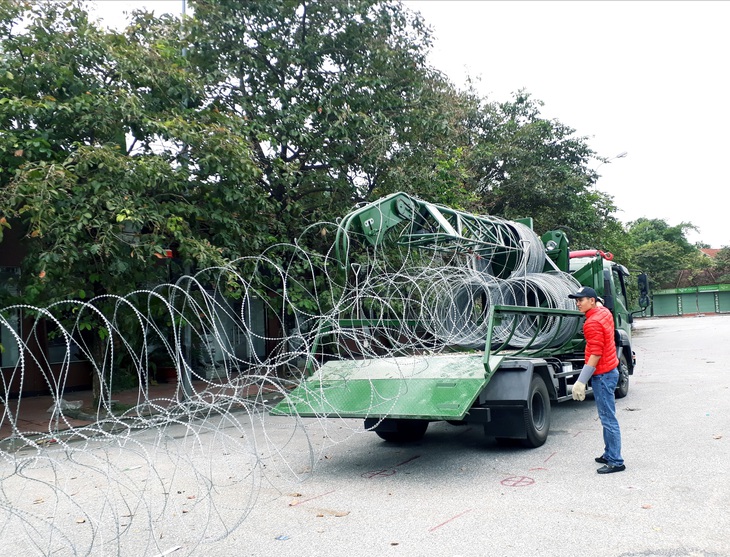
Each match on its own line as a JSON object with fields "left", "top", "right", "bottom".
{"left": 0, "top": 0, "right": 647, "bottom": 322}
{"left": 623, "top": 218, "right": 709, "bottom": 288}
{"left": 186, "top": 0, "right": 440, "bottom": 226}
{"left": 0, "top": 0, "right": 265, "bottom": 312}
{"left": 459, "top": 91, "right": 609, "bottom": 243}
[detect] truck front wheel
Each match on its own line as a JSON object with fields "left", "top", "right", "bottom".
{"left": 615, "top": 352, "right": 630, "bottom": 399}
{"left": 522, "top": 374, "right": 550, "bottom": 448}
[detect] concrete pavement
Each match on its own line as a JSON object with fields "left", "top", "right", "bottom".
{"left": 1, "top": 315, "right": 729, "bottom": 557}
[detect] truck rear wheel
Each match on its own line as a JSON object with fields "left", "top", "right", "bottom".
{"left": 615, "top": 352, "right": 630, "bottom": 399}
{"left": 522, "top": 374, "right": 550, "bottom": 448}
{"left": 372, "top": 419, "right": 429, "bottom": 443}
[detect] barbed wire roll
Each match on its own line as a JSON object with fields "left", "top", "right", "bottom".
{"left": 506, "top": 222, "right": 547, "bottom": 276}
{"left": 466, "top": 220, "right": 546, "bottom": 279}
{"left": 492, "top": 272, "right": 582, "bottom": 348}
{"left": 419, "top": 268, "right": 504, "bottom": 349}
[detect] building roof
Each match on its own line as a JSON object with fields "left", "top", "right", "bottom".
{"left": 700, "top": 248, "right": 721, "bottom": 259}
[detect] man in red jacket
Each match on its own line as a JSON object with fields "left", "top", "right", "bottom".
{"left": 568, "top": 286, "right": 626, "bottom": 474}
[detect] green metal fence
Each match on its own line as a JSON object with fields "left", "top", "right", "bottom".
{"left": 649, "top": 284, "right": 730, "bottom": 316}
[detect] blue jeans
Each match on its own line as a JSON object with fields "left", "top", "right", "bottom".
{"left": 591, "top": 368, "right": 624, "bottom": 466}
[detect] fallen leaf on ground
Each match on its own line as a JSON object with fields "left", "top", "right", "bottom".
{"left": 314, "top": 508, "right": 350, "bottom": 517}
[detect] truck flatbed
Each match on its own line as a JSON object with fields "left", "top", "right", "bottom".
{"left": 272, "top": 352, "right": 493, "bottom": 420}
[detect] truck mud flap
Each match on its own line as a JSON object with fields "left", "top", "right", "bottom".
{"left": 482, "top": 407, "right": 529, "bottom": 438}
{"left": 478, "top": 360, "right": 536, "bottom": 405}
{"left": 475, "top": 360, "right": 549, "bottom": 442}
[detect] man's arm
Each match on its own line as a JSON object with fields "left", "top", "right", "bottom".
{"left": 573, "top": 318, "right": 607, "bottom": 401}
{"left": 573, "top": 354, "right": 601, "bottom": 401}
{"left": 586, "top": 354, "right": 601, "bottom": 368}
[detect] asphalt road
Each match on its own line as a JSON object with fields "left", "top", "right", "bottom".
{"left": 4, "top": 315, "right": 729, "bottom": 557}
{"left": 217, "top": 314, "right": 730, "bottom": 557}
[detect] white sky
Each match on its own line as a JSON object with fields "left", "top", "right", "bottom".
{"left": 88, "top": 0, "right": 729, "bottom": 247}
{"left": 407, "top": 0, "right": 729, "bottom": 249}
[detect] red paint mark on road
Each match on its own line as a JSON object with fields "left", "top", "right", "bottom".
{"left": 500, "top": 475, "right": 535, "bottom": 488}
{"left": 529, "top": 467, "right": 548, "bottom": 471}
{"left": 543, "top": 452, "right": 557, "bottom": 463}
{"left": 395, "top": 455, "right": 420, "bottom": 468}
{"left": 288, "top": 490, "right": 336, "bottom": 507}
{"left": 429, "top": 509, "right": 473, "bottom": 532}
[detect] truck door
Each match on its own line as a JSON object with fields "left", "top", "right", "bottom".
{"left": 612, "top": 266, "right": 630, "bottom": 328}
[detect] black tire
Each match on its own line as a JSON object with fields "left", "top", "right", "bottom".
{"left": 615, "top": 351, "right": 630, "bottom": 399}
{"left": 522, "top": 374, "right": 550, "bottom": 448}
{"left": 447, "top": 420, "right": 468, "bottom": 426}
{"left": 374, "top": 419, "right": 429, "bottom": 443}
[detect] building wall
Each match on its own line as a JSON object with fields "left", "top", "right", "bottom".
{"left": 1, "top": 226, "right": 94, "bottom": 397}
{"left": 650, "top": 284, "right": 730, "bottom": 316}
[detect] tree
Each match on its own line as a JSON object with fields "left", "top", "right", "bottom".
{"left": 714, "top": 247, "right": 730, "bottom": 283}
{"left": 0, "top": 0, "right": 273, "bottom": 300}
{"left": 625, "top": 218, "right": 698, "bottom": 252}
{"left": 186, "top": 0, "right": 447, "bottom": 225}
{"left": 625, "top": 218, "right": 710, "bottom": 288}
{"left": 359, "top": 73, "right": 483, "bottom": 211}
{"left": 444, "top": 90, "right": 624, "bottom": 250}
{"left": 0, "top": 0, "right": 268, "bottom": 400}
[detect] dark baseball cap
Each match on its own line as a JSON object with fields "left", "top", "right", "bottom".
{"left": 568, "top": 286, "right": 598, "bottom": 299}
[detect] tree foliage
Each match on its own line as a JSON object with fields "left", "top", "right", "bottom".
{"left": 714, "top": 247, "right": 730, "bottom": 283}
{"left": 624, "top": 218, "right": 709, "bottom": 288}
{"left": 0, "top": 0, "right": 664, "bottom": 314}
{"left": 0, "top": 0, "right": 267, "bottom": 307}
{"left": 462, "top": 91, "right": 625, "bottom": 250}
{"left": 186, "top": 0, "right": 450, "bottom": 223}
{"left": 625, "top": 218, "right": 698, "bottom": 252}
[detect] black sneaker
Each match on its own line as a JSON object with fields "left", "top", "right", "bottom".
{"left": 595, "top": 456, "right": 608, "bottom": 464}
{"left": 597, "top": 463, "right": 626, "bottom": 474}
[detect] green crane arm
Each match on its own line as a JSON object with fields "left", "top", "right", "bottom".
{"left": 334, "top": 192, "right": 568, "bottom": 275}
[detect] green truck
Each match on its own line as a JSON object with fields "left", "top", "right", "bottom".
{"left": 272, "top": 193, "right": 648, "bottom": 447}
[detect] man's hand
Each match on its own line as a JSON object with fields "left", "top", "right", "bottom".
{"left": 572, "top": 381, "right": 586, "bottom": 401}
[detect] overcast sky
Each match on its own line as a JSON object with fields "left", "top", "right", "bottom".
{"left": 89, "top": 1, "right": 728, "bottom": 248}
{"left": 407, "top": 1, "right": 729, "bottom": 249}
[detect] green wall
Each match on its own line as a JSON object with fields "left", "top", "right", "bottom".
{"left": 650, "top": 284, "right": 730, "bottom": 316}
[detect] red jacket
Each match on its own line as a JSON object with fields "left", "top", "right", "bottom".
{"left": 583, "top": 306, "right": 619, "bottom": 374}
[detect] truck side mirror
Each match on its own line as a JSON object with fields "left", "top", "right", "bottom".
{"left": 638, "top": 273, "right": 650, "bottom": 309}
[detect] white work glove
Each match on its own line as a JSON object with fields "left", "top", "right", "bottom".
{"left": 572, "top": 364, "right": 596, "bottom": 401}
{"left": 572, "top": 381, "right": 586, "bottom": 401}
